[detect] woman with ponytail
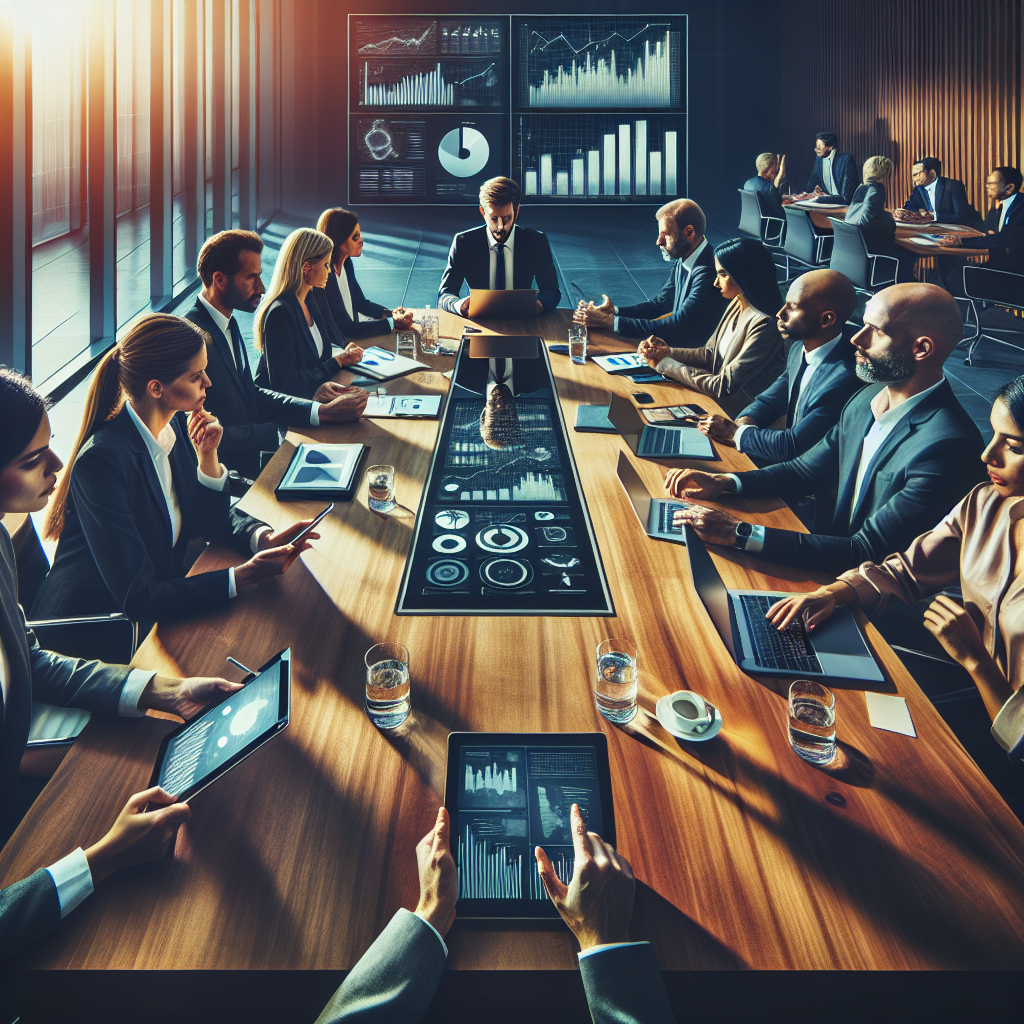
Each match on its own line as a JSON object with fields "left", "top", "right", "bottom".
{"left": 254, "top": 227, "right": 366, "bottom": 400}
{"left": 32, "top": 314, "right": 317, "bottom": 632}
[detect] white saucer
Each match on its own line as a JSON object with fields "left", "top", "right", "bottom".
{"left": 656, "top": 693, "right": 723, "bottom": 742}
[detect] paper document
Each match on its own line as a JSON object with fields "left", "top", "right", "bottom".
{"left": 865, "top": 692, "right": 917, "bottom": 737}
{"left": 351, "top": 347, "right": 429, "bottom": 381}
{"left": 593, "top": 352, "right": 646, "bottom": 374}
{"left": 364, "top": 394, "right": 441, "bottom": 418}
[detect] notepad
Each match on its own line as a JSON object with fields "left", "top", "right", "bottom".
{"left": 865, "top": 692, "right": 917, "bottom": 737}
{"left": 364, "top": 394, "right": 441, "bottom": 418}
{"left": 351, "top": 347, "right": 429, "bottom": 381}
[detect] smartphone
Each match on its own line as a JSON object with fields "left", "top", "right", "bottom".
{"left": 292, "top": 503, "right": 334, "bottom": 546}
{"left": 631, "top": 392, "right": 655, "bottom": 405}
{"left": 681, "top": 403, "right": 707, "bottom": 417}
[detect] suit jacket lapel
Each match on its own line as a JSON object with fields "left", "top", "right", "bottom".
{"left": 786, "top": 344, "right": 803, "bottom": 405}
{"left": 833, "top": 395, "right": 877, "bottom": 527}
{"left": 192, "top": 302, "right": 249, "bottom": 401}
{"left": 934, "top": 178, "right": 946, "bottom": 215}
{"left": 288, "top": 295, "right": 323, "bottom": 361}
{"left": 848, "top": 414, "right": 915, "bottom": 526}
{"left": 114, "top": 408, "right": 175, "bottom": 544}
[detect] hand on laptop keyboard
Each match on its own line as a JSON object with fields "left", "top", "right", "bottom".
{"left": 672, "top": 505, "right": 740, "bottom": 546}
{"left": 766, "top": 588, "right": 843, "bottom": 632}
{"left": 665, "top": 468, "right": 736, "bottom": 500}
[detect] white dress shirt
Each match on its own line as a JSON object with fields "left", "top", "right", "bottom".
{"left": 487, "top": 224, "right": 516, "bottom": 290}
{"left": 613, "top": 237, "right": 708, "bottom": 334}
{"left": 197, "top": 294, "right": 320, "bottom": 426}
{"left": 734, "top": 333, "right": 844, "bottom": 452}
{"left": 822, "top": 150, "right": 837, "bottom": 195}
{"left": 308, "top": 319, "right": 326, "bottom": 360}
{"left": 998, "top": 191, "right": 1018, "bottom": 231}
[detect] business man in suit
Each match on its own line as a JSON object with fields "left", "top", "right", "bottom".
{"left": 185, "top": 231, "right": 367, "bottom": 484}
{"left": 893, "top": 157, "right": 978, "bottom": 226}
{"left": 315, "top": 805, "right": 676, "bottom": 1023}
{"left": 799, "top": 132, "right": 858, "bottom": 204}
{"left": 668, "top": 283, "right": 985, "bottom": 574}
{"left": 938, "top": 165, "right": 1024, "bottom": 280}
{"left": 743, "top": 152, "right": 788, "bottom": 220}
{"left": 438, "top": 176, "right": 560, "bottom": 316}
{"left": 576, "top": 198, "right": 728, "bottom": 346}
{"left": 699, "top": 269, "right": 863, "bottom": 465}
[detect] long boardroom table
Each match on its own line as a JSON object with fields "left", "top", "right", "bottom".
{"left": 2, "top": 310, "right": 1023, "bottom": 1022}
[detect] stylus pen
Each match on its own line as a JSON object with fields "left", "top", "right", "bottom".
{"left": 227, "top": 656, "right": 256, "bottom": 676}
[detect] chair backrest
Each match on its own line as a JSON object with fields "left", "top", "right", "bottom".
{"left": 963, "top": 265, "right": 1024, "bottom": 309}
{"left": 828, "top": 218, "right": 871, "bottom": 289}
{"left": 783, "top": 207, "right": 819, "bottom": 264}
{"left": 738, "top": 189, "right": 763, "bottom": 238}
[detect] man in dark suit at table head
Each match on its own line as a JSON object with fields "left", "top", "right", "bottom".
{"left": 666, "top": 283, "right": 985, "bottom": 575}
{"left": 575, "top": 198, "right": 727, "bottom": 346}
{"left": 743, "top": 152, "right": 788, "bottom": 220}
{"left": 437, "top": 176, "right": 561, "bottom": 317}
{"left": 893, "top": 157, "right": 979, "bottom": 227}
{"left": 185, "top": 230, "right": 367, "bottom": 484}
{"left": 698, "top": 268, "right": 863, "bottom": 466}
{"left": 796, "top": 132, "right": 858, "bottom": 204}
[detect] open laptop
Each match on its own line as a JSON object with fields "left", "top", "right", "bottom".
{"left": 606, "top": 392, "right": 716, "bottom": 460}
{"left": 684, "top": 526, "right": 883, "bottom": 682}
{"left": 468, "top": 289, "right": 540, "bottom": 318}
{"left": 615, "top": 451, "right": 692, "bottom": 544}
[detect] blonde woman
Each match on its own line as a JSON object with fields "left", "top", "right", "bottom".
{"left": 845, "top": 154, "right": 917, "bottom": 282}
{"left": 33, "top": 314, "right": 318, "bottom": 633}
{"left": 254, "top": 227, "right": 366, "bottom": 400}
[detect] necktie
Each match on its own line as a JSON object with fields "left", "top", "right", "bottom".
{"left": 494, "top": 242, "right": 506, "bottom": 290}
{"left": 923, "top": 188, "right": 933, "bottom": 212}
{"left": 787, "top": 352, "right": 809, "bottom": 423}
{"left": 227, "top": 317, "right": 248, "bottom": 376}
{"left": 675, "top": 262, "right": 690, "bottom": 311}
{"left": 494, "top": 358, "right": 508, "bottom": 383}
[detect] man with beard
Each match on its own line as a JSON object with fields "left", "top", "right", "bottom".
{"left": 575, "top": 198, "right": 726, "bottom": 346}
{"left": 186, "top": 231, "right": 367, "bottom": 486}
{"left": 438, "top": 177, "right": 560, "bottom": 316}
{"left": 663, "top": 283, "right": 985, "bottom": 574}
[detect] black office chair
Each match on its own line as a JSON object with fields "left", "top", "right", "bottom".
{"left": 828, "top": 218, "right": 899, "bottom": 294}
{"left": 958, "top": 265, "right": 1024, "bottom": 366}
{"left": 782, "top": 206, "right": 833, "bottom": 278}
{"left": 738, "top": 190, "right": 786, "bottom": 282}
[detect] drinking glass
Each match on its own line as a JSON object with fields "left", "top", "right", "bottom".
{"left": 595, "top": 638, "right": 638, "bottom": 724}
{"left": 367, "top": 464, "right": 396, "bottom": 512}
{"left": 396, "top": 331, "right": 417, "bottom": 358}
{"left": 364, "top": 641, "right": 411, "bottom": 729}
{"left": 419, "top": 314, "right": 440, "bottom": 355}
{"left": 788, "top": 680, "right": 836, "bottom": 764}
{"left": 569, "top": 321, "right": 588, "bottom": 365}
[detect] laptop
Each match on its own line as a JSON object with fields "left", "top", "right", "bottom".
{"left": 684, "top": 526, "right": 884, "bottom": 682}
{"left": 468, "top": 289, "right": 540, "bottom": 318}
{"left": 606, "top": 392, "right": 716, "bottom": 461}
{"left": 615, "top": 451, "right": 692, "bottom": 544}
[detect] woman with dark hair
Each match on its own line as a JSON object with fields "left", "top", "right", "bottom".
{"left": 0, "top": 368, "right": 249, "bottom": 962}
{"left": 32, "top": 314, "right": 317, "bottom": 631}
{"left": 768, "top": 375, "right": 1024, "bottom": 805}
{"left": 638, "top": 237, "right": 787, "bottom": 417}
{"left": 315, "top": 207, "right": 413, "bottom": 340}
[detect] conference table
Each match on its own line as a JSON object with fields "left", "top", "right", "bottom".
{"left": 2, "top": 310, "right": 1023, "bottom": 1021}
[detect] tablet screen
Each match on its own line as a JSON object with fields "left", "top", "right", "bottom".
{"left": 446, "top": 733, "right": 614, "bottom": 917}
{"left": 154, "top": 651, "right": 289, "bottom": 800}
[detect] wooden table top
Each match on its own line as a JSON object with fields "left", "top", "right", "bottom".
{"left": 3, "top": 310, "right": 1023, "bottom": 974}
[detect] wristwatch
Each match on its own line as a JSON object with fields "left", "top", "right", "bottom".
{"left": 733, "top": 521, "right": 753, "bottom": 550}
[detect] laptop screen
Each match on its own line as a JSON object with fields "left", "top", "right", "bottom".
{"left": 614, "top": 450, "right": 651, "bottom": 528}
{"left": 683, "top": 525, "right": 737, "bottom": 659}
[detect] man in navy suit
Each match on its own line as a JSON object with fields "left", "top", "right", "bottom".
{"left": 438, "top": 177, "right": 561, "bottom": 316}
{"left": 575, "top": 198, "right": 727, "bottom": 346}
{"left": 185, "top": 231, "right": 367, "bottom": 483}
{"left": 893, "top": 157, "right": 978, "bottom": 226}
{"left": 798, "top": 132, "right": 858, "bottom": 204}
{"left": 698, "top": 269, "right": 863, "bottom": 465}
{"left": 667, "top": 283, "right": 985, "bottom": 574}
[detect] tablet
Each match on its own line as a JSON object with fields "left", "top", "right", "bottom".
{"left": 445, "top": 732, "right": 615, "bottom": 919}
{"left": 149, "top": 648, "right": 290, "bottom": 802}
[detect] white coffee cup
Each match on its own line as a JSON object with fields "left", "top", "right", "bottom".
{"left": 664, "top": 690, "right": 715, "bottom": 735}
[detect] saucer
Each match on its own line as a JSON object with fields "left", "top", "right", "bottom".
{"left": 656, "top": 692, "right": 723, "bottom": 742}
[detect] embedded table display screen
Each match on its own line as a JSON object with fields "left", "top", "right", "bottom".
{"left": 150, "top": 650, "right": 290, "bottom": 802}
{"left": 445, "top": 733, "right": 615, "bottom": 918}
{"left": 395, "top": 341, "right": 614, "bottom": 615}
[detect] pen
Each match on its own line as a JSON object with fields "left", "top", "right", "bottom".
{"left": 227, "top": 656, "right": 256, "bottom": 676}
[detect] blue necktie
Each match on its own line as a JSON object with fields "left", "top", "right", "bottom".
{"left": 494, "top": 242, "right": 506, "bottom": 290}
{"left": 923, "top": 188, "right": 933, "bottom": 212}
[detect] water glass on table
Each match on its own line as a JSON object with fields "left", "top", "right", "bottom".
{"left": 367, "top": 464, "right": 396, "bottom": 512}
{"left": 569, "top": 319, "right": 588, "bottom": 366}
{"left": 396, "top": 331, "right": 417, "bottom": 358}
{"left": 595, "top": 638, "right": 638, "bottom": 724}
{"left": 419, "top": 314, "right": 440, "bottom": 355}
{"left": 364, "top": 641, "right": 411, "bottom": 729}
{"left": 788, "top": 679, "right": 836, "bottom": 765}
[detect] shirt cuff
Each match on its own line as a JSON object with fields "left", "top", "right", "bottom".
{"left": 612, "top": 315, "right": 620, "bottom": 333}
{"left": 46, "top": 847, "right": 94, "bottom": 919}
{"left": 578, "top": 941, "right": 649, "bottom": 961}
{"left": 745, "top": 524, "right": 766, "bottom": 554}
{"left": 733, "top": 424, "right": 753, "bottom": 451}
{"left": 197, "top": 463, "right": 229, "bottom": 491}
{"left": 726, "top": 473, "right": 743, "bottom": 494}
{"left": 118, "top": 668, "right": 155, "bottom": 718}
{"left": 309, "top": 402, "right": 321, "bottom": 427}
{"left": 412, "top": 911, "right": 449, "bottom": 958}
{"left": 250, "top": 526, "right": 272, "bottom": 554}
{"left": 991, "top": 686, "right": 1024, "bottom": 755}
{"left": 228, "top": 567, "right": 237, "bottom": 600}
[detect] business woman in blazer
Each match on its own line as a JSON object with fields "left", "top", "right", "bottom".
{"left": 844, "top": 155, "right": 918, "bottom": 283}
{"left": 254, "top": 228, "right": 366, "bottom": 401}
{"left": 316, "top": 208, "right": 414, "bottom": 340}
{"left": 33, "top": 315, "right": 316, "bottom": 633}
{"left": 0, "top": 369, "right": 245, "bottom": 962}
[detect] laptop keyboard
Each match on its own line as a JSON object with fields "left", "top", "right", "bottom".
{"left": 739, "top": 595, "right": 823, "bottom": 673}
{"left": 658, "top": 502, "right": 689, "bottom": 535}
{"left": 642, "top": 428, "right": 682, "bottom": 456}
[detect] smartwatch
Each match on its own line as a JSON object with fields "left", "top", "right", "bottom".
{"left": 734, "top": 521, "right": 753, "bottom": 550}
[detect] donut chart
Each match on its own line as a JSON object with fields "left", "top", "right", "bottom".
{"left": 437, "top": 125, "right": 490, "bottom": 177}
{"left": 480, "top": 557, "right": 534, "bottom": 589}
{"left": 475, "top": 525, "right": 529, "bottom": 554}
{"left": 433, "top": 533, "right": 468, "bottom": 554}
{"left": 426, "top": 559, "right": 470, "bottom": 587}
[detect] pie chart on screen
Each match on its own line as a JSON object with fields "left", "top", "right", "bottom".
{"left": 438, "top": 126, "right": 489, "bottom": 177}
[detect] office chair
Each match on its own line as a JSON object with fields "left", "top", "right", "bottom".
{"left": 828, "top": 218, "right": 899, "bottom": 294}
{"left": 782, "top": 207, "right": 833, "bottom": 280}
{"left": 958, "top": 265, "right": 1024, "bottom": 366}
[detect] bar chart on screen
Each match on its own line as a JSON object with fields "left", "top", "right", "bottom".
{"left": 530, "top": 847, "right": 574, "bottom": 899}
{"left": 459, "top": 816, "right": 528, "bottom": 899}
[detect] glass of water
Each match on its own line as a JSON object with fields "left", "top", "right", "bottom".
{"left": 569, "top": 320, "right": 588, "bottom": 365}
{"left": 365, "top": 641, "right": 411, "bottom": 729}
{"left": 788, "top": 680, "right": 836, "bottom": 765}
{"left": 595, "top": 638, "right": 638, "bottom": 724}
{"left": 367, "top": 464, "right": 396, "bottom": 512}
{"left": 396, "top": 331, "right": 417, "bottom": 358}
{"left": 419, "top": 313, "right": 440, "bottom": 355}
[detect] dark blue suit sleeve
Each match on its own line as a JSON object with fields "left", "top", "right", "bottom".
{"left": 578, "top": 944, "right": 677, "bottom": 1024}
{"left": 616, "top": 264, "right": 725, "bottom": 345}
{"left": 438, "top": 235, "right": 469, "bottom": 315}
{"left": 530, "top": 232, "right": 561, "bottom": 312}
{"left": 1, "top": 869, "right": 61, "bottom": 964}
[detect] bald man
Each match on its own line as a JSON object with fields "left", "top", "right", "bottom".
{"left": 699, "top": 270, "right": 863, "bottom": 465}
{"left": 575, "top": 199, "right": 727, "bottom": 346}
{"left": 667, "top": 283, "right": 985, "bottom": 573}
